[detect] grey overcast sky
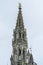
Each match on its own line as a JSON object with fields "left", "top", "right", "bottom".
{"left": 0, "top": 0, "right": 43, "bottom": 65}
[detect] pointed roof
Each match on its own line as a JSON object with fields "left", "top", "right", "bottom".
{"left": 29, "top": 54, "right": 33, "bottom": 64}
{"left": 16, "top": 3, "right": 24, "bottom": 29}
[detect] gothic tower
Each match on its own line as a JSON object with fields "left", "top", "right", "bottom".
{"left": 10, "top": 3, "right": 37, "bottom": 65}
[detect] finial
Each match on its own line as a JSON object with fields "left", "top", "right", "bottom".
{"left": 19, "top": 3, "right": 21, "bottom": 9}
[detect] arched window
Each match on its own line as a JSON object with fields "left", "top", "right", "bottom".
{"left": 23, "top": 50, "right": 25, "bottom": 59}
{"left": 19, "top": 19, "right": 21, "bottom": 26}
{"left": 16, "top": 33, "right": 19, "bottom": 39}
{"left": 23, "top": 33, "right": 24, "bottom": 39}
{"left": 19, "top": 48, "right": 21, "bottom": 56}
{"left": 13, "top": 49, "right": 17, "bottom": 54}
{"left": 19, "top": 32, "right": 21, "bottom": 38}
{"left": 14, "top": 32, "right": 16, "bottom": 40}
{"left": 18, "top": 62, "right": 20, "bottom": 65}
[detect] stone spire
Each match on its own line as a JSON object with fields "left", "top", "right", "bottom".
{"left": 16, "top": 3, "right": 24, "bottom": 29}
{"left": 10, "top": 4, "right": 37, "bottom": 65}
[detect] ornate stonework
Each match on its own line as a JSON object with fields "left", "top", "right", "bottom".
{"left": 10, "top": 3, "right": 37, "bottom": 65}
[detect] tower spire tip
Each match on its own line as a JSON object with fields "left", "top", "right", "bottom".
{"left": 19, "top": 3, "right": 21, "bottom": 9}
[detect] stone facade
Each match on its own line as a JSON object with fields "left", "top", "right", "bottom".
{"left": 10, "top": 3, "right": 37, "bottom": 65}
